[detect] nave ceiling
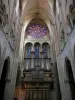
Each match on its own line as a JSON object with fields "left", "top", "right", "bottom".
{"left": 21, "top": 0, "right": 54, "bottom": 24}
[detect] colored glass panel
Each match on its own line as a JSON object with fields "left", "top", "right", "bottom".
{"left": 27, "top": 24, "right": 48, "bottom": 38}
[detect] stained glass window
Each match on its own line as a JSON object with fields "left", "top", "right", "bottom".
{"left": 34, "top": 46, "right": 39, "bottom": 58}
{"left": 27, "top": 24, "right": 48, "bottom": 38}
{"left": 27, "top": 47, "right": 31, "bottom": 57}
{"left": 42, "top": 46, "right": 47, "bottom": 58}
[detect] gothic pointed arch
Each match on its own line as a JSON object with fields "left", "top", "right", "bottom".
{"left": 34, "top": 42, "right": 40, "bottom": 58}
{"left": 25, "top": 18, "right": 49, "bottom": 39}
{"left": 65, "top": 57, "right": 75, "bottom": 100}
{"left": 42, "top": 42, "right": 50, "bottom": 58}
{"left": 25, "top": 42, "right": 33, "bottom": 58}
{"left": 0, "top": 57, "right": 10, "bottom": 100}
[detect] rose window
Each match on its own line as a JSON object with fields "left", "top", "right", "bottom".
{"left": 27, "top": 24, "right": 48, "bottom": 38}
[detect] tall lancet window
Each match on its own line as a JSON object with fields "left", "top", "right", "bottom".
{"left": 42, "top": 43, "right": 50, "bottom": 69}
{"left": 42, "top": 46, "right": 47, "bottom": 58}
{"left": 34, "top": 43, "right": 40, "bottom": 67}
{"left": 25, "top": 43, "right": 32, "bottom": 69}
{"left": 27, "top": 46, "right": 31, "bottom": 57}
{"left": 34, "top": 46, "right": 39, "bottom": 58}
{"left": 25, "top": 43, "right": 32, "bottom": 58}
{"left": 42, "top": 43, "right": 50, "bottom": 58}
{"left": 34, "top": 43, "right": 40, "bottom": 58}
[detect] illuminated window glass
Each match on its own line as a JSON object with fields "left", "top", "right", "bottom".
{"left": 27, "top": 24, "right": 48, "bottom": 38}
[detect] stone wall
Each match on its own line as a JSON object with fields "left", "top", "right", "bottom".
{"left": 53, "top": 0, "right": 75, "bottom": 100}
{"left": 0, "top": 0, "right": 21, "bottom": 100}
{"left": 57, "top": 25, "right": 75, "bottom": 100}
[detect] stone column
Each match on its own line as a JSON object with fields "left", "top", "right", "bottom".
{"left": 31, "top": 51, "right": 34, "bottom": 68}
{"left": 41, "top": 58, "right": 44, "bottom": 68}
{"left": 40, "top": 44, "right": 42, "bottom": 58}
{"left": 31, "top": 44, "right": 34, "bottom": 68}
{"left": 46, "top": 59, "right": 50, "bottom": 70}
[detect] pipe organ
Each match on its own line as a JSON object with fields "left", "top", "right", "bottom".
{"left": 19, "top": 43, "right": 54, "bottom": 100}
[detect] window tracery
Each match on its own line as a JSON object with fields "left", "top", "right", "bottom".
{"left": 27, "top": 47, "right": 31, "bottom": 57}
{"left": 27, "top": 24, "right": 48, "bottom": 38}
{"left": 25, "top": 42, "right": 50, "bottom": 58}
{"left": 34, "top": 46, "right": 39, "bottom": 58}
{"left": 42, "top": 46, "right": 47, "bottom": 58}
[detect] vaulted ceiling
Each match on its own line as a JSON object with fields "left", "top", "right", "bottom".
{"left": 19, "top": 0, "right": 55, "bottom": 60}
{"left": 21, "top": 0, "right": 54, "bottom": 22}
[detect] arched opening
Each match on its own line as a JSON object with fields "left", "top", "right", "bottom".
{"left": 42, "top": 42, "right": 50, "bottom": 58}
{"left": 34, "top": 43, "right": 41, "bottom": 67}
{"left": 42, "top": 43, "right": 50, "bottom": 69}
{"left": 34, "top": 42, "right": 40, "bottom": 58}
{"left": 65, "top": 57, "right": 75, "bottom": 100}
{"left": 24, "top": 43, "right": 32, "bottom": 69}
{"left": 25, "top": 18, "right": 49, "bottom": 39}
{"left": 0, "top": 57, "right": 10, "bottom": 100}
{"left": 25, "top": 42, "right": 32, "bottom": 58}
